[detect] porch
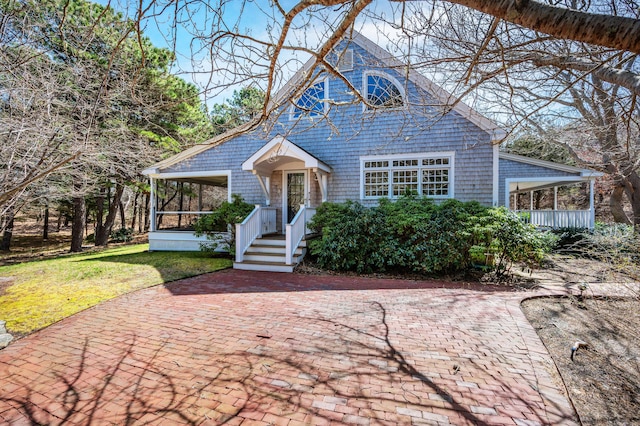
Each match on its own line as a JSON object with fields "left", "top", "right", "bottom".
{"left": 507, "top": 178, "right": 596, "bottom": 229}
{"left": 232, "top": 136, "right": 330, "bottom": 272}
{"left": 500, "top": 152, "right": 602, "bottom": 230}
{"left": 141, "top": 135, "right": 330, "bottom": 272}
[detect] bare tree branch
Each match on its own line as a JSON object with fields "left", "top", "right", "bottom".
{"left": 440, "top": 0, "right": 640, "bottom": 54}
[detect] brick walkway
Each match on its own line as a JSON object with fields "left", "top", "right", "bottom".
{"left": 0, "top": 270, "right": 577, "bottom": 425}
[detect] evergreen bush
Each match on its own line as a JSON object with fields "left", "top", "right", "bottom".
{"left": 309, "top": 197, "right": 555, "bottom": 275}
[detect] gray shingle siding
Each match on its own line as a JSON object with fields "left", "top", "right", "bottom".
{"left": 160, "top": 40, "right": 495, "bottom": 206}
{"left": 498, "top": 158, "right": 580, "bottom": 206}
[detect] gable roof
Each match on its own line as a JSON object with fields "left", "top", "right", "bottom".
{"left": 273, "top": 30, "right": 506, "bottom": 141}
{"left": 499, "top": 152, "right": 603, "bottom": 176}
{"left": 143, "top": 30, "right": 506, "bottom": 175}
{"left": 142, "top": 119, "right": 259, "bottom": 176}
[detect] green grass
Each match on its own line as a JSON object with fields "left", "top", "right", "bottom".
{"left": 0, "top": 244, "right": 231, "bottom": 335}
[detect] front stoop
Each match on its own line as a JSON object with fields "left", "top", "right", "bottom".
{"left": 233, "top": 235, "right": 306, "bottom": 273}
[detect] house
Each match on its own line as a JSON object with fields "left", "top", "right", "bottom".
{"left": 142, "top": 31, "right": 601, "bottom": 272}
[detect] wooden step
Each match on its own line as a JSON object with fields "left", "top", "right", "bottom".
{"left": 233, "top": 261, "right": 295, "bottom": 273}
{"left": 233, "top": 234, "right": 310, "bottom": 272}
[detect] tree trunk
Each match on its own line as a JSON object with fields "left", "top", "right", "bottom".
{"left": 627, "top": 179, "right": 640, "bottom": 229}
{"left": 0, "top": 209, "right": 15, "bottom": 251}
{"left": 449, "top": 0, "right": 640, "bottom": 55}
{"left": 143, "top": 192, "right": 150, "bottom": 232}
{"left": 43, "top": 206, "right": 49, "bottom": 241}
{"left": 131, "top": 191, "right": 139, "bottom": 231}
{"left": 609, "top": 183, "right": 631, "bottom": 225}
{"left": 95, "top": 188, "right": 106, "bottom": 244}
{"left": 119, "top": 200, "right": 126, "bottom": 230}
{"left": 70, "top": 196, "right": 86, "bottom": 252}
{"left": 95, "top": 184, "right": 124, "bottom": 246}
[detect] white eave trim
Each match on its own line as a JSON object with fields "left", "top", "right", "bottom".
{"left": 499, "top": 152, "right": 603, "bottom": 177}
{"left": 242, "top": 135, "right": 332, "bottom": 173}
{"left": 143, "top": 170, "right": 232, "bottom": 180}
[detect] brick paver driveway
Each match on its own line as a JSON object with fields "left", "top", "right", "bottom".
{"left": 0, "top": 270, "right": 577, "bottom": 425}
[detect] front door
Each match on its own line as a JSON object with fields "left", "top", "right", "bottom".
{"left": 285, "top": 171, "right": 307, "bottom": 225}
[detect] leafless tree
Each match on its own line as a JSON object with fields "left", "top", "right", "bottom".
{"left": 388, "top": 1, "right": 640, "bottom": 224}
{"left": 1, "top": 0, "right": 210, "bottom": 250}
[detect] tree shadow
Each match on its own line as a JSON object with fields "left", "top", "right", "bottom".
{"left": 0, "top": 299, "right": 577, "bottom": 425}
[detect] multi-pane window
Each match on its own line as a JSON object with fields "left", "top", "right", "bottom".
{"left": 422, "top": 157, "right": 450, "bottom": 197}
{"left": 366, "top": 73, "right": 403, "bottom": 109}
{"left": 392, "top": 170, "right": 418, "bottom": 196}
{"left": 364, "top": 171, "right": 389, "bottom": 197}
{"left": 293, "top": 81, "right": 325, "bottom": 118}
{"left": 362, "top": 154, "right": 453, "bottom": 199}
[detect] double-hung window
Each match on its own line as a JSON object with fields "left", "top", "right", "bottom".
{"left": 292, "top": 80, "right": 326, "bottom": 118}
{"left": 361, "top": 153, "right": 454, "bottom": 199}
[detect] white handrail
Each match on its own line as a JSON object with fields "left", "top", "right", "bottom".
{"left": 285, "top": 205, "right": 306, "bottom": 265}
{"left": 236, "top": 205, "right": 261, "bottom": 263}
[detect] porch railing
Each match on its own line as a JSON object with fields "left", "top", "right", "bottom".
{"left": 154, "top": 211, "right": 213, "bottom": 231}
{"left": 285, "top": 206, "right": 316, "bottom": 265}
{"left": 517, "top": 210, "right": 592, "bottom": 229}
{"left": 236, "top": 205, "right": 276, "bottom": 263}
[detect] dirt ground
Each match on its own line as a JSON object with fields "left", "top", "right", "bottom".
{"left": 519, "top": 255, "right": 640, "bottom": 426}
{"left": 522, "top": 297, "right": 640, "bottom": 425}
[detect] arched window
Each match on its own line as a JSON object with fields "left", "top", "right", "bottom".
{"left": 365, "top": 73, "right": 403, "bottom": 109}
{"left": 293, "top": 81, "right": 325, "bottom": 118}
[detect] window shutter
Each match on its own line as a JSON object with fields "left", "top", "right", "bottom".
{"left": 337, "top": 49, "right": 353, "bottom": 72}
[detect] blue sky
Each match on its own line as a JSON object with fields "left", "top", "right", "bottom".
{"left": 93, "top": 0, "right": 406, "bottom": 107}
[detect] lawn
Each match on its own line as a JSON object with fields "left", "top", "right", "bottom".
{"left": 0, "top": 244, "right": 231, "bottom": 335}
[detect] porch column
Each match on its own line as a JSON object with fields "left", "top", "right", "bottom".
{"left": 529, "top": 191, "right": 534, "bottom": 211}
{"left": 314, "top": 169, "right": 328, "bottom": 202}
{"left": 553, "top": 187, "right": 558, "bottom": 210}
{"left": 149, "top": 177, "right": 156, "bottom": 232}
{"left": 252, "top": 171, "right": 271, "bottom": 206}
{"left": 589, "top": 179, "right": 595, "bottom": 229}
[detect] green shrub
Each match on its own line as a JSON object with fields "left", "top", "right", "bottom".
{"left": 472, "top": 207, "right": 558, "bottom": 275}
{"left": 550, "top": 226, "right": 590, "bottom": 253}
{"left": 309, "top": 201, "right": 404, "bottom": 273}
{"left": 193, "top": 194, "right": 254, "bottom": 254}
{"left": 309, "top": 198, "right": 556, "bottom": 276}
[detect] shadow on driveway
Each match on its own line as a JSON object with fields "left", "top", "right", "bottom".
{"left": 0, "top": 270, "right": 576, "bottom": 425}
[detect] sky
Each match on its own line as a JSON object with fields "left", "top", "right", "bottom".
{"left": 93, "top": 0, "right": 407, "bottom": 107}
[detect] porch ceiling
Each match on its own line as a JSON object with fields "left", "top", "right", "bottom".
{"left": 143, "top": 169, "right": 230, "bottom": 186}
{"left": 242, "top": 135, "right": 331, "bottom": 175}
{"left": 171, "top": 176, "right": 228, "bottom": 186}
{"left": 509, "top": 178, "right": 587, "bottom": 194}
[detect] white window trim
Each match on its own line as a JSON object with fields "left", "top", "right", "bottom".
{"left": 289, "top": 77, "right": 329, "bottom": 120}
{"left": 360, "top": 152, "right": 455, "bottom": 200}
{"left": 362, "top": 70, "right": 406, "bottom": 112}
